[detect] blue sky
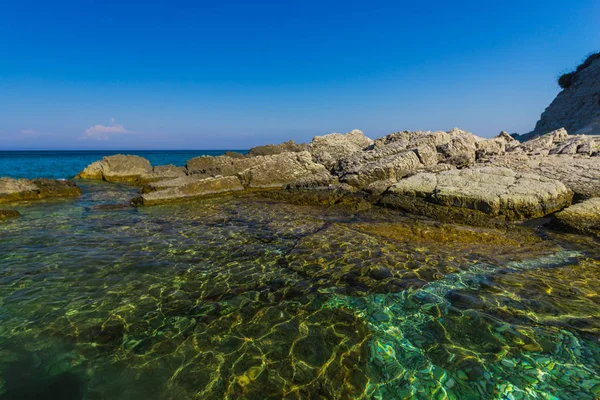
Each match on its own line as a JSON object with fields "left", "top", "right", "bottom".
{"left": 1, "top": 0, "right": 599, "bottom": 150}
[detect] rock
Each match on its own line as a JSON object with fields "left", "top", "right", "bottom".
{"left": 518, "top": 128, "right": 569, "bottom": 154}
{"left": 552, "top": 198, "right": 600, "bottom": 236}
{"left": 526, "top": 52, "right": 600, "bottom": 138}
{"left": 380, "top": 167, "right": 573, "bottom": 224}
{"left": 149, "top": 165, "right": 187, "bottom": 179}
{"left": 223, "top": 151, "right": 246, "bottom": 158}
{"left": 0, "top": 178, "right": 81, "bottom": 203}
{"left": 133, "top": 176, "right": 244, "bottom": 205}
{"left": 0, "top": 209, "right": 20, "bottom": 221}
{"left": 237, "top": 151, "right": 328, "bottom": 189}
{"left": 436, "top": 128, "right": 481, "bottom": 167}
{"left": 186, "top": 154, "right": 265, "bottom": 176}
{"left": 335, "top": 128, "right": 479, "bottom": 189}
{"left": 77, "top": 155, "right": 153, "bottom": 184}
{"left": 247, "top": 140, "right": 307, "bottom": 157}
{"left": 309, "top": 129, "right": 373, "bottom": 170}
{"left": 549, "top": 135, "right": 599, "bottom": 155}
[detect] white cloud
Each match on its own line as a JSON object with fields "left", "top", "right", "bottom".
{"left": 84, "top": 120, "right": 131, "bottom": 140}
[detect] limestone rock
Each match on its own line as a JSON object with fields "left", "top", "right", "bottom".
{"left": 552, "top": 198, "right": 600, "bottom": 236}
{"left": 134, "top": 176, "right": 244, "bottom": 205}
{"left": 186, "top": 154, "right": 264, "bottom": 176}
{"left": 0, "top": 209, "right": 20, "bottom": 221}
{"left": 77, "top": 155, "right": 154, "bottom": 184}
{"left": 247, "top": 140, "right": 307, "bottom": 157}
{"left": 238, "top": 151, "right": 328, "bottom": 188}
{"left": 0, "top": 178, "right": 81, "bottom": 203}
{"left": 519, "top": 128, "right": 569, "bottom": 154}
{"left": 380, "top": 167, "right": 573, "bottom": 224}
{"left": 309, "top": 129, "right": 373, "bottom": 170}
{"left": 436, "top": 128, "right": 482, "bottom": 167}
{"left": 527, "top": 53, "right": 600, "bottom": 138}
{"left": 549, "top": 135, "right": 599, "bottom": 155}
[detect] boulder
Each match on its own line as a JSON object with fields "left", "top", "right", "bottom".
{"left": 552, "top": 198, "right": 600, "bottom": 236}
{"left": 77, "top": 155, "right": 153, "bottom": 184}
{"left": 309, "top": 129, "right": 373, "bottom": 170}
{"left": 186, "top": 154, "right": 264, "bottom": 176}
{"left": 549, "top": 135, "right": 599, "bottom": 155}
{"left": 380, "top": 167, "right": 573, "bottom": 225}
{"left": 247, "top": 140, "right": 307, "bottom": 157}
{"left": 518, "top": 128, "right": 569, "bottom": 154}
{"left": 436, "top": 128, "right": 482, "bottom": 167}
{"left": 133, "top": 176, "right": 244, "bottom": 206}
{"left": 0, "top": 209, "right": 20, "bottom": 221}
{"left": 238, "top": 151, "right": 328, "bottom": 188}
{"left": 0, "top": 178, "right": 81, "bottom": 203}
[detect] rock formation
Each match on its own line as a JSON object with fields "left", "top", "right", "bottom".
{"left": 0, "top": 209, "right": 20, "bottom": 221}
{"left": 523, "top": 52, "right": 600, "bottom": 139}
{"left": 75, "top": 125, "right": 600, "bottom": 236}
{"left": 552, "top": 198, "right": 600, "bottom": 236}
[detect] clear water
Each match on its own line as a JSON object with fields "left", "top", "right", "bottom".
{"left": 0, "top": 182, "right": 599, "bottom": 399}
{"left": 0, "top": 151, "right": 247, "bottom": 180}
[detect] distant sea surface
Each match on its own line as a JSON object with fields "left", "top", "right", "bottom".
{"left": 0, "top": 150, "right": 247, "bottom": 180}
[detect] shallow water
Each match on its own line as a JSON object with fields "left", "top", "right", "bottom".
{"left": 0, "top": 181, "right": 599, "bottom": 399}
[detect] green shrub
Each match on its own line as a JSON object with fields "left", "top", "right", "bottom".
{"left": 557, "top": 51, "right": 600, "bottom": 90}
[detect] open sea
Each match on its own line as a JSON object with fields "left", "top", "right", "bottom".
{"left": 0, "top": 150, "right": 246, "bottom": 180}
{"left": 0, "top": 152, "right": 599, "bottom": 399}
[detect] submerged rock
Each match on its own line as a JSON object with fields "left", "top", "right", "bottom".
{"left": 552, "top": 198, "right": 600, "bottom": 236}
{"left": 133, "top": 176, "right": 244, "bottom": 205}
{"left": 0, "top": 178, "right": 81, "bottom": 203}
{"left": 380, "top": 167, "right": 573, "bottom": 224}
{"left": 0, "top": 209, "right": 20, "bottom": 221}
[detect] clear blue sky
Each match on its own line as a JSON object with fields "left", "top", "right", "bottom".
{"left": 1, "top": 0, "right": 599, "bottom": 150}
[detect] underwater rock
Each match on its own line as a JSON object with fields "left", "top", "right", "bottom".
{"left": 380, "top": 167, "right": 573, "bottom": 224}
{"left": 552, "top": 198, "right": 600, "bottom": 236}
{"left": 133, "top": 175, "right": 245, "bottom": 205}
{"left": 0, "top": 177, "right": 81, "bottom": 203}
{"left": 0, "top": 209, "right": 20, "bottom": 220}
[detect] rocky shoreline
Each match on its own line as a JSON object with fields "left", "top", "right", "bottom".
{"left": 2, "top": 127, "right": 599, "bottom": 236}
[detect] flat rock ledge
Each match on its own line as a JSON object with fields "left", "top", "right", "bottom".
{"left": 0, "top": 178, "right": 81, "bottom": 204}
{"left": 380, "top": 167, "right": 573, "bottom": 225}
{"left": 552, "top": 198, "right": 600, "bottom": 236}
{"left": 0, "top": 209, "right": 20, "bottom": 221}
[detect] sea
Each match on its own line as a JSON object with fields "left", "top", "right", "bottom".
{"left": 0, "top": 150, "right": 246, "bottom": 180}
{"left": 0, "top": 151, "right": 599, "bottom": 399}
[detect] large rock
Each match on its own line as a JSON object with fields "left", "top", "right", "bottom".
{"left": 518, "top": 128, "right": 569, "bottom": 155}
{"left": 238, "top": 152, "right": 328, "bottom": 188}
{"left": 526, "top": 52, "right": 600, "bottom": 138}
{"left": 308, "top": 129, "right": 373, "bottom": 170}
{"left": 552, "top": 198, "right": 600, "bottom": 236}
{"left": 186, "top": 154, "right": 264, "bottom": 176}
{"left": 133, "top": 176, "right": 244, "bottom": 205}
{"left": 0, "top": 209, "right": 20, "bottom": 221}
{"left": 334, "top": 129, "right": 479, "bottom": 188}
{"left": 0, "top": 178, "right": 81, "bottom": 203}
{"left": 380, "top": 167, "right": 573, "bottom": 225}
{"left": 247, "top": 140, "right": 307, "bottom": 157}
{"left": 78, "top": 155, "right": 153, "bottom": 183}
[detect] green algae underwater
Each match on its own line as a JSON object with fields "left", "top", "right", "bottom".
{"left": 0, "top": 181, "right": 599, "bottom": 400}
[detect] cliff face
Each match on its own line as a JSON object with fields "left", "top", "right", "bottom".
{"left": 526, "top": 53, "right": 600, "bottom": 139}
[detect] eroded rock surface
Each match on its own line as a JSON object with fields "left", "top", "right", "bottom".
{"left": 380, "top": 167, "right": 572, "bottom": 224}
{"left": 0, "top": 209, "right": 20, "bottom": 221}
{"left": 309, "top": 129, "right": 373, "bottom": 170}
{"left": 77, "top": 155, "right": 154, "bottom": 184}
{"left": 134, "top": 176, "right": 244, "bottom": 206}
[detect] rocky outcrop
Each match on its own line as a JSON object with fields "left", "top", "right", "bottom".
{"left": 525, "top": 52, "right": 600, "bottom": 139}
{"left": 0, "top": 209, "right": 20, "bottom": 221}
{"left": 552, "top": 198, "right": 600, "bottom": 236}
{"left": 247, "top": 140, "right": 307, "bottom": 157}
{"left": 0, "top": 178, "right": 81, "bottom": 203}
{"left": 133, "top": 176, "right": 244, "bottom": 206}
{"left": 380, "top": 167, "right": 572, "bottom": 225}
{"left": 238, "top": 152, "right": 328, "bottom": 188}
{"left": 335, "top": 128, "right": 480, "bottom": 189}
{"left": 309, "top": 129, "right": 373, "bottom": 170}
{"left": 186, "top": 154, "right": 265, "bottom": 176}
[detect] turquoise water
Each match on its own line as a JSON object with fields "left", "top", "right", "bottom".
{"left": 0, "top": 180, "right": 599, "bottom": 399}
{"left": 0, "top": 151, "right": 246, "bottom": 180}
